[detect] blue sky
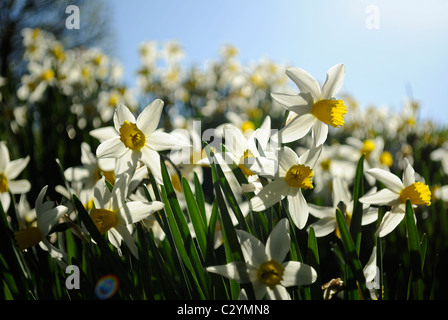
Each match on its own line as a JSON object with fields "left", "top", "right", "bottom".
{"left": 107, "top": 0, "right": 448, "bottom": 125}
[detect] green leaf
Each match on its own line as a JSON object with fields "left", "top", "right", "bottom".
{"left": 336, "top": 208, "right": 370, "bottom": 300}
{"left": 349, "top": 154, "right": 364, "bottom": 254}
{"left": 160, "top": 159, "right": 209, "bottom": 299}
{"left": 405, "top": 199, "right": 424, "bottom": 299}
{"left": 182, "top": 176, "right": 207, "bottom": 257}
{"left": 307, "top": 226, "right": 322, "bottom": 300}
{"left": 193, "top": 172, "right": 207, "bottom": 223}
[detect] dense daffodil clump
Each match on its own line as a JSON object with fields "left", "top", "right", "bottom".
{"left": 1, "top": 27, "right": 445, "bottom": 301}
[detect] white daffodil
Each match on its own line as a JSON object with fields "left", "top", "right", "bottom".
{"left": 206, "top": 218, "right": 317, "bottom": 300}
{"left": 14, "top": 186, "right": 68, "bottom": 263}
{"left": 308, "top": 177, "right": 378, "bottom": 238}
{"left": 271, "top": 64, "right": 347, "bottom": 146}
{"left": 64, "top": 142, "right": 116, "bottom": 191}
{"left": 92, "top": 99, "right": 190, "bottom": 184}
{"left": 207, "top": 116, "right": 275, "bottom": 178}
{"left": 359, "top": 159, "right": 431, "bottom": 237}
{"left": 430, "top": 142, "right": 448, "bottom": 175}
{"left": 363, "top": 246, "right": 380, "bottom": 300}
{"left": 344, "top": 136, "right": 394, "bottom": 186}
{"left": 89, "top": 174, "right": 164, "bottom": 258}
{"left": 0, "top": 142, "right": 31, "bottom": 212}
{"left": 249, "top": 145, "right": 322, "bottom": 229}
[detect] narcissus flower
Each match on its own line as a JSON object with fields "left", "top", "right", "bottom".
{"left": 92, "top": 99, "right": 190, "bottom": 184}
{"left": 271, "top": 64, "right": 347, "bottom": 146}
{"left": 359, "top": 159, "right": 431, "bottom": 237}
{"left": 14, "top": 186, "right": 68, "bottom": 263}
{"left": 248, "top": 145, "right": 322, "bottom": 229}
{"left": 0, "top": 142, "right": 31, "bottom": 212}
{"left": 206, "top": 218, "right": 317, "bottom": 300}
{"left": 90, "top": 174, "right": 164, "bottom": 258}
{"left": 308, "top": 177, "right": 378, "bottom": 238}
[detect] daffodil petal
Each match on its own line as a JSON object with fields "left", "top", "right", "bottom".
{"left": 113, "top": 104, "right": 136, "bottom": 131}
{"left": 285, "top": 67, "right": 321, "bottom": 101}
{"left": 146, "top": 131, "right": 190, "bottom": 151}
{"left": 206, "top": 262, "right": 251, "bottom": 283}
{"left": 96, "top": 136, "right": 128, "bottom": 159}
{"left": 266, "top": 285, "right": 291, "bottom": 300}
{"left": 366, "top": 168, "right": 404, "bottom": 193}
{"left": 90, "top": 126, "right": 118, "bottom": 142}
{"left": 249, "top": 179, "right": 289, "bottom": 211}
{"left": 266, "top": 218, "right": 290, "bottom": 262}
{"left": 236, "top": 229, "right": 268, "bottom": 266}
{"left": 359, "top": 188, "right": 399, "bottom": 206}
{"left": 270, "top": 93, "right": 312, "bottom": 114}
{"left": 5, "top": 156, "right": 29, "bottom": 180}
{"left": 376, "top": 210, "right": 405, "bottom": 238}
{"left": 272, "top": 114, "right": 315, "bottom": 144}
{"left": 137, "top": 99, "right": 164, "bottom": 135}
{"left": 8, "top": 180, "right": 31, "bottom": 194}
{"left": 140, "top": 147, "right": 163, "bottom": 184}
{"left": 402, "top": 158, "right": 416, "bottom": 187}
{"left": 308, "top": 217, "right": 337, "bottom": 237}
{"left": 281, "top": 261, "right": 317, "bottom": 286}
{"left": 287, "top": 191, "right": 309, "bottom": 230}
{"left": 122, "top": 201, "right": 164, "bottom": 225}
{"left": 312, "top": 120, "right": 329, "bottom": 146}
{"left": 321, "top": 64, "right": 345, "bottom": 99}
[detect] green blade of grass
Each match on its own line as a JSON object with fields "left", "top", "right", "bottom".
{"left": 349, "top": 154, "right": 365, "bottom": 254}
{"left": 405, "top": 199, "right": 424, "bottom": 299}
{"left": 160, "top": 159, "right": 209, "bottom": 299}
{"left": 307, "top": 226, "right": 322, "bottom": 300}
{"left": 193, "top": 172, "right": 207, "bottom": 223}
{"left": 182, "top": 176, "right": 208, "bottom": 258}
{"left": 336, "top": 208, "right": 370, "bottom": 300}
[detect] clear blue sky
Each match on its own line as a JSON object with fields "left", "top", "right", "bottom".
{"left": 106, "top": 0, "right": 448, "bottom": 125}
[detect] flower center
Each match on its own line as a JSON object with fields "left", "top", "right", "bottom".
{"left": 14, "top": 226, "right": 42, "bottom": 251}
{"left": 312, "top": 99, "right": 347, "bottom": 128}
{"left": 119, "top": 121, "right": 146, "bottom": 151}
{"left": 399, "top": 182, "right": 431, "bottom": 206}
{"left": 90, "top": 209, "right": 119, "bottom": 235}
{"left": 380, "top": 151, "right": 393, "bottom": 167}
{"left": 320, "top": 158, "right": 331, "bottom": 171}
{"left": 41, "top": 69, "right": 55, "bottom": 82}
{"left": 361, "top": 139, "right": 375, "bottom": 159}
{"left": 285, "top": 164, "right": 314, "bottom": 189}
{"left": 0, "top": 173, "right": 8, "bottom": 193}
{"left": 257, "top": 260, "right": 284, "bottom": 290}
{"left": 239, "top": 149, "right": 256, "bottom": 176}
{"left": 241, "top": 120, "right": 255, "bottom": 132}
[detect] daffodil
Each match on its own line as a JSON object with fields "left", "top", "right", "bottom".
{"left": 92, "top": 99, "right": 190, "bottom": 184}
{"left": 206, "top": 218, "right": 317, "bottom": 300}
{"left": 248, "top": 145, "right": 322, "bottom": 229}
{"left": 14, "top": 186, "right": 68, "bottom": 263}
{"left": 271, "top": 64, "right": 347, "bottom": 145}
{"left": 0, "top": 142, "right": 31, "bottom": 212}
{"left": 308, "top": 177, "right": 378, "bottom": 238}
{"left": 359, "top": 159, "right": 431, "bottom": 237}
{"left": 89, "top": 174, "right": 164, "bottom": 258}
